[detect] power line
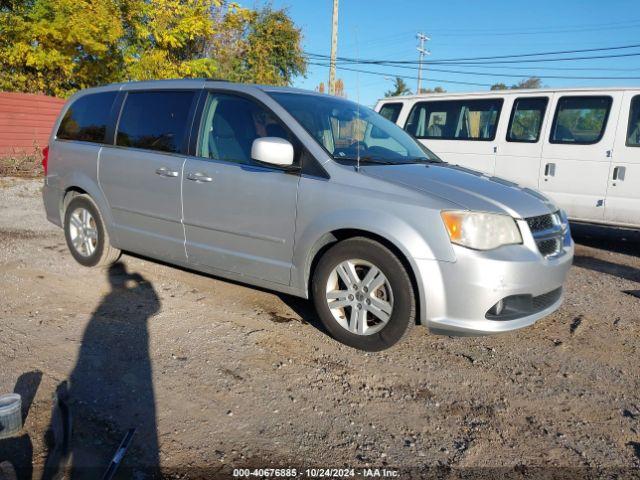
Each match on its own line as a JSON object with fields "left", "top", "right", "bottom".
{"left": 308, "top": 62, "right": 494, "bottom": 87}
{"left": 311, "top": 58, "right": 640, "bottom": 80}
{"left": 307, "top": 51, "right": 640, "bottom": 67}
{"left": 305, "top": 42, "right": 640, "bottom": 65}
{"left": 426, "top": 18, "right": 640, "bottom": 35}
{"left": 428, "top": 22, "right": 640, "bottom": 37}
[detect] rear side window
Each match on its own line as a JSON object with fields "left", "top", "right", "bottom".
{"left": 116, "top": 91, "right": 195, "bottom": 154}
{"left": 378, "top": 103, "right": 403, "bottom": 123}
{"left": 550, "top": 96, "right": 612, "bottom": 145}
{"left": 507, "top": 97, "right": 548, "bottom": 143}
{"left": 627, "top": 95, "right": 640, "bottom": 147}
{"left": 405, "top": 99, "right": 503, "bottom": 141}
{"left": 57, "top": 92, "right": 117, "bottom": 143}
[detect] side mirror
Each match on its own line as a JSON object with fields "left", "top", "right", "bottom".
{"left": 251, "top": 137, "right": 294, "bottom": 167}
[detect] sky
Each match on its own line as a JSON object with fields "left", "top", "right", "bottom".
{"left": 243, "top": 0, "right": 640, "bottom": 106}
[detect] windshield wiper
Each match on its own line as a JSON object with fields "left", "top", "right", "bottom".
{"left": 333, "top": 155, "right": 397, "bottom": 165}
{"left": 403, "top": 157, "right": 444, "bottom": 164}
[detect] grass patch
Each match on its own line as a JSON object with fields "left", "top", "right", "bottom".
{"left": 0, "top": 148, "right": 43, "bottom": 178}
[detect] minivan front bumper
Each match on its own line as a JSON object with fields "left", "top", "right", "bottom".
{"left": 415, "top": 223, "right": 573, "bottom": 336}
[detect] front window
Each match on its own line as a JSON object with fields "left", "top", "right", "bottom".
{"left": 378, "top": 103, "right": 403, "bottom": 123}
{"left": 197, "top": 93, "right": 292, "bottom": 165}
{"left": 269, "top": 92, "right": 441, "bottom": 165}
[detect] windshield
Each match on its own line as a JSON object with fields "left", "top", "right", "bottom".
{"left": 269, "top": 92, "right": 443, "bottom": 165}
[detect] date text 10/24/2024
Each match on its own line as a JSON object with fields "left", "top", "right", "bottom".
{"left": 233, "top": 468, "right": 400, "bottom": 478}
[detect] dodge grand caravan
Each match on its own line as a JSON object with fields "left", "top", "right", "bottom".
{"left": 42, "top": 80, "right": 574, "bottom": 351}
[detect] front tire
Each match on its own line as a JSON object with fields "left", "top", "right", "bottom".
{"left": 64, "top": 195, "right": 121, "bottom": 267}
{"left": 312, "top": 237, "right": 415, "bottom": 351}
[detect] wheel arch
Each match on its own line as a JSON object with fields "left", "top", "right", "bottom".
{"left": 304, "top": 228, "right": 425, "bottom": 326}
{"left": 59, "top": 173, "right": 118, "bottom": 244}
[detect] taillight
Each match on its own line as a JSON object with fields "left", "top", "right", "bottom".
{"left": 42, "top": 146, "right": 49, "bottom": 176}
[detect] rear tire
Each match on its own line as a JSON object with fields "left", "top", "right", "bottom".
{"left": 64, "top": 195, "right": 121, "bottom": 267}
{"left": 312, "top": 237, "right": 415, "bottom": 351}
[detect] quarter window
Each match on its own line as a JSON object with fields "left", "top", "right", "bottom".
{"left": 116, "top": 91, "right": 195, "bottom": 154}
{"left": 405, "top": 99, "right": 503, "bottom": 141}
{"left": 627, "top": 95, "right": 640, "bottom": 147}
{"left": 507, "top": 97, "right": 548, "bottom": 143}
{"left": 57, "top": 92, "right": 117, "bottom": 143}
{"left": 550, "top": 96, "right": 612, "bottom": 145}
{"left": 198, "top": 93, "right": 291, "bottom": 165}
{"left": 378, "top": 103, "right": 403, "bottom": 123}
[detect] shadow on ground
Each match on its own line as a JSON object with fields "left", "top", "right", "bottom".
{"left": 42, "top": 262, "right": 161, "bottom": 479}
{"left": 571, "top": 222, "right": 640, "bottom": 258}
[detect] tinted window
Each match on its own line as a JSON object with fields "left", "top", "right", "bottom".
{"left": 378, "top": 103, "right": 403, "bottom": 123}
{"left": 405, "top": 99, "right": 503, "bottom": 141}
{"left": 57, "top": 92, "right": 117, "bottom": 143}
{"left": 550, "top": 96, "right": 612, "bottom": 145}
{"left": 627, "top": 95, "right": 640, "bottom": 147}
{"left": 116, "top": 91, "right": 195, "bottom": 153}
{"left": 507, "top": 97, "right": 548, "bottom": 143}
{"left": 198, "top": 94, "right": 291, "bottom": 165}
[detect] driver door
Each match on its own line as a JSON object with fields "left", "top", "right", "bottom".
{"left": 182, "top": 92, "right": 300, "bottom": 285}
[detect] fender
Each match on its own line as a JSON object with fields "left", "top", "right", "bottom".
{"left": 291, "top": 207, "right": 450, "bottom": 297}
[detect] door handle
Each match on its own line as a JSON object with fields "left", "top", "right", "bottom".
{"left": 155, "top": 167, "right": 179, "bottom": 177}
{"left": 612, "top": 166, "right": 625, "bottom": 181}
{"left": 544, "top": 163, "right": 556, "bottom": 177}
{"left": 186, "top": 172, "right": 213, "bottom": 183}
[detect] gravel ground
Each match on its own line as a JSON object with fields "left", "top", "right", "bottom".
{"left": 0, "top": 177, "right": 639, "bottom": 479}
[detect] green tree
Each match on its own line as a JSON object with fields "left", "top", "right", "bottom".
{"left": 0, "top": 0, "right": 306, "bottom": 96}
{"left": 0, "top": 0, "right": 126, "bottom": 96}
{"left": 490, "top": 82, "right": 509, "bottom": 91}
{"left": 385, "top": 77, "right": 411, "bottom": 97}
{"left": 206, "top": 5, "right": 306, "bottom": 86}
{"left": 122, "top": 0, "right": 222, "bottom": 81}
{"left": 419, "top": 86, "right": 446, "bottom": 94}
{"left": 490, "top": 77, "right": 543, "bottom": 91}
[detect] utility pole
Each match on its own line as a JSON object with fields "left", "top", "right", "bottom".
{"left": 329, "top": 0, "right": 339, "bottom": 95}
{"left": 416, "top": 33, "right": 430, "bottom": 94}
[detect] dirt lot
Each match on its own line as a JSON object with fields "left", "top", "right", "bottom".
{"left": 1, "top": 177, "right": 639, "bottom": 479}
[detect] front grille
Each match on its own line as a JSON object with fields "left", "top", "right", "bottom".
{"left": 527, "top": 213, "right": 555, "bottom": 233}
{"left": 538, "top": 238, "right": 561, "bottom": 256}
{"left": 525, "top": 212, "right": 564, "bottom": 257}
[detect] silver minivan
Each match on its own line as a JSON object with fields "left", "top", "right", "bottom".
{"left": 42, "top": 80, "right": 574, "bottom": 351}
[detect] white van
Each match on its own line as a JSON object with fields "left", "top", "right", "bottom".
{"left": 376, "top": 88, "right": 640, "bottom": 228}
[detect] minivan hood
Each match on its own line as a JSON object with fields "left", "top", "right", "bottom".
{"left": 361, "top": 163, "right": 557, "bottom": 219}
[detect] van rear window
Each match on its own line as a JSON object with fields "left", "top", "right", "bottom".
{"left": 57, "top": 92, "right": 117, "bottom": 144}
{"left": 116, "top": 91, "right": 195, "bottom": 154}
{"left": 405, "top": 99, "right": 503, "bottom": 141}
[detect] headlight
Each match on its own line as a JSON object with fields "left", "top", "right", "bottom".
{"left": 558, "top": 209, "right": 572, "bottom": 245}
{"left": 441, "top": 210, "right": 522, "bottom": 250}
